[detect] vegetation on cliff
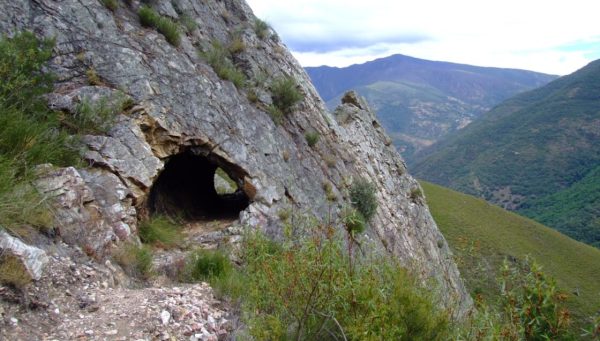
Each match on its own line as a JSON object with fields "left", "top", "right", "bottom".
{"left": 0, "top": 32, "right": 127, "bottom": 234}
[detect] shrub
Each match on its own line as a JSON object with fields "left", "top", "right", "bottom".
{"left": 236, "top": 228, "right": 450, "bottom": 340}
{"left": 181, "top": 248, "right": 232, "bottom": 283}
{"left": 305, "top": 130, "right": 319, "bottom": 147}
{"left": 498, "top": 259, "right": 572, "bottom": 340}
{"left": 113, "top": 243, "right": 153, "bottom": 279}
{"left": 254, "top": 18, "right": 270, "bottom": 39}
{"left": 270, "top": 76, "right": 303, "bottom": 113}
{"left": 457, "top": 259, "right": 574, "bottom": 340}
{"left": 138, "top": 215, "right": 182, "bottom": 248}
{"left": 350, "top": 177, "right": 378, "bottom": 222}
{"left": 342, "top": 207, "right": 366, "bottom": 235}
{"left": 200, "top": 41, "right": 246, "bottom": 89}
{"left": 138, "top": 6, "right": 181, "bottom": 47}
{"left": 101, "top": 0, "right": 118, "bottom": 12}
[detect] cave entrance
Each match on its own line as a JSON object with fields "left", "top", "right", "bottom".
{"left": 147, "top": 150, "right": 250, "bottom": 221}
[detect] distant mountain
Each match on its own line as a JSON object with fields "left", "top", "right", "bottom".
{"left": 421, "top": 181, "right": 600, "bottom": 330}
{"left": 306, "top": 54, "right": 557, "bottom": 161}
{"left": 414, "top": 59, "right": 600, "bottom": 247}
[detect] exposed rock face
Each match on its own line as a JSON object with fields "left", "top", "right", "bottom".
{"left": 0, "top": 231, "right": 49, "bottom": 282}
{"left": 0, "top": 0, "right": 471, "bottom": 315}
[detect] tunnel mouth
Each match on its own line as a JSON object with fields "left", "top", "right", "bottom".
{"left": 147, "top": 150, "right": 250, "bottom": 221}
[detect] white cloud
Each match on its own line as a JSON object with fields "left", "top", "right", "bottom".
{"left": 246, "top": 0, "right": 600, "bottom": 75}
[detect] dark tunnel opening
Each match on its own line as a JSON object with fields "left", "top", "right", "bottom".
{"left": 147, "top": 150, "right": 250, "bottom": 221}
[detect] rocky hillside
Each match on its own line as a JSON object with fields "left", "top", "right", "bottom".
{"left": 413, "top": 59, "right": 600, "bottom": 247}
{"left": 306, "top": 54, "right": 556, "bottom": 162}
{"left": 0, "top": 0, "right": 470, "bottom": 338}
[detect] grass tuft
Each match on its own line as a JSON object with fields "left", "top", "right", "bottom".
{"left": 138, "top": 6, "right": 181, "bottom": 47}
{"left": 304, "top": 130, "right": 319, "bottom": 147}
{"left": 200, "top": 41, "right": 246, "bottom": 89}
{"left": 254, "top": 18, "right": 270, "bottom": 40}
{"left": 266, "top": 104, "right": 283, "bottom": 125}
{"left": 179, "top": 13, "right": 197, "bottom": 33}
{"left": 113, "top": 243, "right": 153, "bottom": 279}
{"left": 138, "top": 215, "right": 183, "bottom": 248}
{"left": 180, "top": 248, "right": 232, "bottom": 283}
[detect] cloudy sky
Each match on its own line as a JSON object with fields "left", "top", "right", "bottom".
{"left": 245, "top": 0, "right": 600, "bottom": 75}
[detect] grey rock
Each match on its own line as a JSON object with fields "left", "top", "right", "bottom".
{"left": 35, "top": 166, "right": 136, "bottom": 255}
{"left": 2, "top": 0, "right": 471, "bottom": 316}
{"left": 0, "top": 230, "right": 49, "bottom": 281}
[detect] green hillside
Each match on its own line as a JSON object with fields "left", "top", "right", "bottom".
{"left": 421, "top": 181, "right": 600, "bottom": 329}
{"left": 414, "top": 59, "right": 600, "bottom": 246}
{"left": 521, "top": 165, "right": 600, "bottom": 248}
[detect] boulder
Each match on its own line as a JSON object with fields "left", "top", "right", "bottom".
{"left": 0, "top": 230, "right": 48, "bottom": 283}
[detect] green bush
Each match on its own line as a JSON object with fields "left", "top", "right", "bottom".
{"left": 181, "top": 248, "right": 232, "bottom": 283}
{"left": 305, "top": 130, "right": 319, "bottom": 147}
{"left": 498, "top": 259, "right": 572, "bottom": 340}
{"left": 236, "top": 228, "right": 450, "bottom": 340}
{"left": 270, "top": 76, "right": 303, "bottom": 113}
{"left": 457, "top": 259, "right": 574, "bottom": 340}
{"left": 350, "top": 177, "right": 378, "bottom": 222}
{"left": 101, "top": 0, "right": 118, "bottom": 12}
{"left": 254, "top": 18, "right": 270, "bottom": 39}
{"left": 138, "top": 215, "right": 183, "bottom": 248}
{"left": 138, "top": 6, "right": 181, "bottom": 47}
{"left": 200, "top": 41, "right": 246, "bottom": 89}
{"left": 342, "top": 207, "right": 366, "bottom": 235}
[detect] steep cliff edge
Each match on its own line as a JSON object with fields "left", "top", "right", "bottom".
{"left": 0, "top": 0, "right": 471, "bottom": 333}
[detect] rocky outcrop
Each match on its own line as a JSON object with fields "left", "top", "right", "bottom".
{"left": 35, "top": 166, "right": 137, "bottom": 257}
{"left": 0, "top": 0, "right": 471, "bottom": 316}
{"left": 0, "top": 230, "right": 49, "bottom": 282}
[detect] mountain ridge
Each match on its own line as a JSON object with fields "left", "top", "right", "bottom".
{"left": 306, "top": 54, "right": 557, "bottom": 161}
{"left": 414, "top": 59, "right": 600, "bottom": 247}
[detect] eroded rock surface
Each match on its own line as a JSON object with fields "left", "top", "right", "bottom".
{"left": 0, "top": 0, "right": 471, "bottom": 331}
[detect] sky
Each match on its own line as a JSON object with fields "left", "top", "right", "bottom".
{"left": 245, "top": 0, "right": 600, "bottom": 75}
